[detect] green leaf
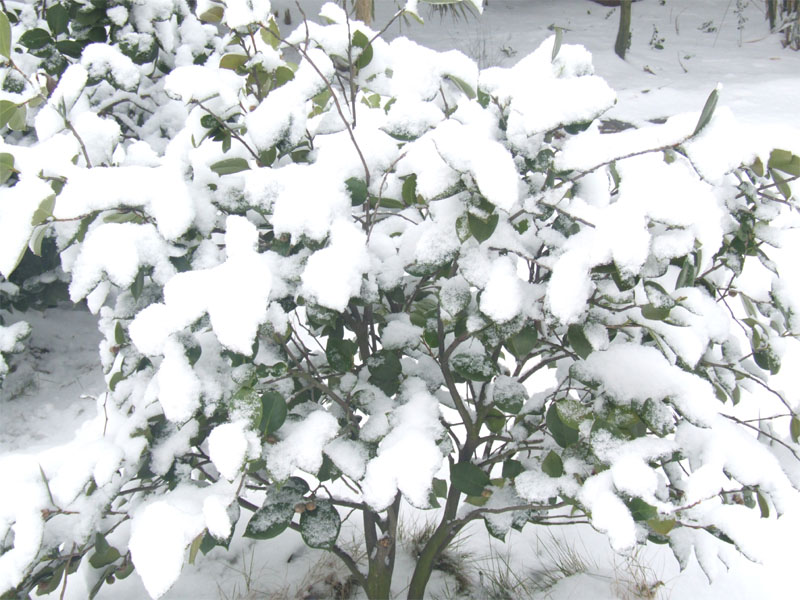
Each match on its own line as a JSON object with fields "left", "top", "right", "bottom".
{"left": 647, "top": 517, "right": 676, "bottom": 535}
{"left": 754, "top": 346, "right": 780, "bottom": 375}
{"left": 502, "top": 459, "right": 524, "bottom": 480}
{"left": 756, "top": 490, "right": 770, "bottom": 518}
{"left": 567, "top": 324, "right": 592, "bottom": 359}
{"left": 261, "top": 18, "right": 281, "bottom": 49}
{"left": 551, "top": 26, "right": 563, "bottom": 62}
{"left": 326, "top": 337, "right": 357, "bottom": 372}
{"left": 675, "top": 257, "right": 695, "bottom": 289}
{"left": 367, "top": 350, "right": 403, "bottom": 396}
{"left": 55, "top": 39, "right": 83, "bottom": 58}
{"left": 769, "top": 168, "right": 792, "bottom": 200}
{"left": 506, "top": 325, "right": 538, "bottom": 358}
{"left": 0, "top": 10, "right": 11, "bottom": 59}
{"left": 219, "top": 53, "right": 248, "bottom": 71}
{"left": 0, "top": 100, "right": 17, "bottom": 129}
{"left": 19, "top": 28, "right": 53, "bottom": 50}
{"left": 467, "top": 212, "right": 498, "bottom": 243}
{"left": 210, "top": 157, "right": 250, "bottom": 175}
{"left": 260, "top": 391, "right": 287, "bottom": 435}
{"left": 131, "top": 269, "right": 144, "bottom": 300}
{"left": 641, "top": 304, "right": 671, "bottom": 321}
{"left": 7, "top": 104, "right": 25, "bottom": 131}
{"left": 546, "top": 403, "right": 579, "bottom": 448}
{"left": 768, "top": 148, "right": 800, "bottom": 177}
{"left": 484, "top": 515, "right": 509, "bottom": 541}
{"left": 345, "top": 177, "right": 368, "bottom": 206}
{"left": 299, "top": 500, "right": 341, "bottom": 549}
{"left": 493, "top": 377, "right": 526, "bottom": 414}
{"left": 31, "top": 194, "right": 55, "bottom": 226}
{"left": 693, "top": 85, "right": 719, "bottom": 136}
{"left": 274, "top": 65, "right": 294, "bottom": 87}
{"left": 0, "top": 152, "right": 14, "bottom": 184}
{"left": 108, "top": 370, "right": 125, "bottom": 392}
{"left": 626, "top": 497, "right": 658, "bottom": 522}
{"left": 199, "top": 5, "right": 224, "bottom": 23}
{"left": 643, "top": 281, "right": 675, "bottom": 309}
{"left": 451, "top": 352, "right": 495, "bottom": 382}
{"left": 485, "top": 407, "right": 506, "bottom": 433}
{"left": 450, "top": 462, "right": 490, "bottom": 496}
{"left": 444, "top": 74, "right": 476, "bottom": 99}
{"left": 47, "top": 4, "right": 69, "bottom": 36}
{"left": 114, "top": 321, "right": 125, "bottom": 345}
{"left": 244, "top": 503, "right": 292, "bottom": 540}
{"left": 29, "top": 226, "right": 48, "bottom": 257}
{"left": 36, "top": 564, "right": 65, "bottom": 595}
{"left": 89, "top": 533, "right": 121, "bottom": 568}
{"left": 541, "top": 450, "right": 564, "bottom": 478}
{"left": 188, "top": 532, "right": 204, "bottom": 565}
{"left": 790, "top": 417, "right": 800, "bottom": 444}
{"left": 402, "top": 174, "right": 417, "bottom": 206}
{"left": 352, "top": 30, "right": 373, "bottom": 69}
{"left": 432, "top": 477, "right": 447, "bottom": 499}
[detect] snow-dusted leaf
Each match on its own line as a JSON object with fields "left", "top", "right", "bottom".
{"left": 352, "top": 30, "right": 373, "bottom": 70}
{"left": 546, "top": 402, "right": 579, "bottom": 448}
{"left": 299, "top": 500, "right": 341, "bottom": 549}
{"left": 451, "top": 352, "right": 495, "bottom": 382}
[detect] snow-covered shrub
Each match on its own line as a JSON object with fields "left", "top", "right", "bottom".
{"left": 2, "top": 1, "right": 800, "bottom": 598}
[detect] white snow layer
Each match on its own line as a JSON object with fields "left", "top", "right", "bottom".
{"left": 361, "top": 379, "right": 444, "bottom": 510}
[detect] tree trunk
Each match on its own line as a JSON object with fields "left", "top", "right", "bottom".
{"left": 355, "top": 0, "right": 373, "bottom": 25}
{"left": 768, "top": 0, "right": 778, "bottom": 30}
{"left": 614, "top": 0, "right": 632, "bottom": 60}
{"left": 363, "top": 495, "right": 400, "bottom": 600}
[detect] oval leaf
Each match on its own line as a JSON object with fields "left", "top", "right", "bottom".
{"left": 210, "top": 157, "right": 250, "bottom": 175}
{"left": 450, "top": 462, "right": 490, "bottom": 496}
{"left": 541, "top": 450, "right": 564, "bottom": 478}
{"left": 47, "top": 4, "right": 69, "bottom": 36}
{"left": 546, "top": 403, "right": 579, "bottom": 448}
{"left": 260, "top": 391, "right": 287, "bottom": 435}
{"left": 299, "top": 500, "right": 341, "bottom": 549}
{"left": 567, "top": 324, "right": 592, "bottom": 360}
{"left": 0, "top": 10, "right": 10, "bottom": 59}
{"left": 19, "top": 28, "right": 53, "bottom": 50}
{"left": 467, "top": 212, "right": 498, "bottom": 243}
{"left": 693, "top": 85, "right": 719, "bottom": 136}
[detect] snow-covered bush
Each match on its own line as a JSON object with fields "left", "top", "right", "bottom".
{"left": 2, "top": 1, "right": 800, "bottom": 598}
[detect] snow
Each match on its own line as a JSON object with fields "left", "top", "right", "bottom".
{"left": 2, "top": 1, "right": 800, "bottom": 598}
{"left": 208, "top": 420, "right": 256, "bottom": 481}
{"left": 55, "top": 166, "right": 196, "bottom": 241}
{"left": 479, "top": 256, "right": 523, "bottom": 323}
{"left": 361, "top": 379, "right": 444, "bottom": 510}
{"left": 265, "top": 411, "right": 339, "bottom": 480}
{"left": 573, "top": 344, "right": 718, "bottom": 426}
{"left": 300, "top": 219, "right": 369, "bottom": 311}
{"left": 129, "top": 216, "right": 272, "bottom": 356}
{"left": 224, "top": 0, "right": 272, "bottom": 29}
{"left": 0, "top": 178, "right": 53, "bottom": 278}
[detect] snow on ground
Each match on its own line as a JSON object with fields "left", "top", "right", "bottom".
{"left": 2, "top": 0, "right": 800, "bottom": 598}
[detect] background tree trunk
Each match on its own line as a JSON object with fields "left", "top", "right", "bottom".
{"left": 355, "top": 0, "right": 373, "bottom": 25}
{"left": 615, "top": 0, "right": 632, "bottom": 59}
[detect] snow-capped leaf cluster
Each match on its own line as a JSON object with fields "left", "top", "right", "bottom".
{"left": 2, "top": 0, "right": 800, "bottom": 598}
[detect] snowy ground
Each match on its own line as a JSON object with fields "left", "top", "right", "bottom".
{"left": 2, "top": 0, "right": 800, "bottom": 598}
